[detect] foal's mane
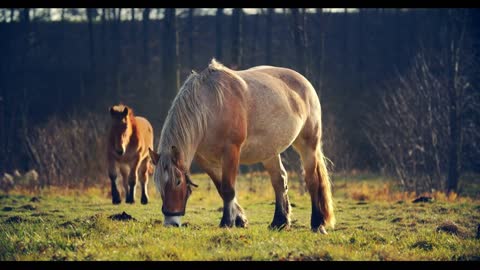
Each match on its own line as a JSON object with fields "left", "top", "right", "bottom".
{"left": 157, "top": 59, "right": 243, "bottom": 164}
{"left": 110, "top": 104, "right": 136, "bottom": 125}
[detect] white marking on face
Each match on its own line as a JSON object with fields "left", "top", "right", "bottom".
{"left": 164, "top": 216, "right": 182, "bottom": 227}
{"left": 163, "top": 172, "right": 169, "bottom": 183}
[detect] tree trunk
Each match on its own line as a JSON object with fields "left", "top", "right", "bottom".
{"left": 142, "top": 8, "right": 151, "bottom": 68}
{"left": 301, "top": 8, "right": 310, "bottom": 79}
{"left": 101, "top": 9, "right": 106, "bottom": 58}
{"left": 316, "top": 8, "right": 326, "bottom": 94}
{"left": 342, "top": 8, "right": 348, "bottom": 72}
{"left": 112, "top": 8, "right": 122, "bottom": 97}
{"left": 265, "top": 8, "right": 273, "bottom": 65}
{"left": 231, "top": 8, "right": 243, "bottom": 68}
{"left": 130, "top": 8, "right": 136, "bottom": 41}
{"left": 446, "top": 10, "right": 461, "bottom": 194}
{"left": 163, "top": 8, "right": 179, "bottom": 102}
{"left": 250, "top": 9, "right": 260, "bottom": 66}
{"left": 215, "top": 8, "right": 224, "bottom": 61}
{"left": 357, "top": 8, "right": 364, "bottom": 94}
{"left": 291, "top": 8, "right": 306, "bottom": 75}
{"left": 86, "top": 8, "right": 96, "bottom": 71}
{"left": 21, "top": 8, "right": 29, "bottom": 22}
{"left": 188, "top": 8, "right": 195, "bottom": 69}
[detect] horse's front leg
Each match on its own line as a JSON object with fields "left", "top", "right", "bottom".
{"left": 138, "top": 158, "right": 150, "bottom": 205}
{"left": 126, "top": 158, "right": 140, "bottom": 204}
{"left": 220, "top": 144, "right": 248, "bottom": 228}
{"left": 108, "top": 159, "right": 121, "bottom": 204}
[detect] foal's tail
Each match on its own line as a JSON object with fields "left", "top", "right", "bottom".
{"left": 316, "top": 149, "right": 335, "bottom": 229}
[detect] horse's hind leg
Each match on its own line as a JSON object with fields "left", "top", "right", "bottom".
{"left": 294, "top": 139, "right": 335, "bottom": 234}
{"left": 108, "top": 160, "right": 121, "bottom": 204}
{"left": 262, "top": 155, "right": 291, "bottom": 230}
{"left": 138, "top": 158, "right": 149, "bottom": 205}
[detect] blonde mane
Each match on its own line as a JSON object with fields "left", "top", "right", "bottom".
{"left": 157, "top": 59, "right": 244, "bottom": 169}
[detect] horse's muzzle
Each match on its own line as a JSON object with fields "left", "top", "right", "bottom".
{"left": 163, "top": 216, "right": 182, "bottom": 227}
{"left": 116, "top": 149, "right": 124, "bottom": 156}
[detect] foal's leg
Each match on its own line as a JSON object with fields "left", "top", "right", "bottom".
{"left": 263, "top": 155, "right": 291, "bottom": 230}
{"left": 119, "top": 165, "right": 130, "bottom": 203}
{"left": 217, "top": 144, "right": 248, "bottom": 228}
{"left": 108, "top": 160, "right": 121, "bottom": 204}
{"left": 126, "top": 158, "right": 140, "bottom": 204}
{"left": 138, "top": 158, "right": 149, "bottom": 205}
{"left": 195, "top": 155, "right": 247, "bottom": 228}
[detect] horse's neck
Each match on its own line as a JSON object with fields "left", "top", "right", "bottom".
{"left": 128, "top": 117, "right": 139, "bottom": 143}
{"left": 161, "top": 138, "right": 200, "bottom": 172}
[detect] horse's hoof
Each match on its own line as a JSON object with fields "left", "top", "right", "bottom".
{"left": 268, "top": 222, "right": 290, "bottom": 231}
{"left": 112, "top": 197, "right": 121, "bottom": 205}
{"left": 269, "top": 215, "right": 290, "bottom": 230}
{"left": 126, "top": 199, "right": 135, "bottom": 204}
{"left": 141, "top": 198, "right": 148, "bottom": 205}
{"left": 312, "top": 225, "right": 328, "bottom": 234}
{"left": 219, "top": 218, "right": 234, "bottom": 228}
{"left": 219, "top": 221, "right": 234, "bottom": 228}
{"left": 235, "top": 215, "right": 248, "bottom": 228}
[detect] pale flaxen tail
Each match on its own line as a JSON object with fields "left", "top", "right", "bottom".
{"left": 316, "top": 149, "right": 335, "bottom": 229}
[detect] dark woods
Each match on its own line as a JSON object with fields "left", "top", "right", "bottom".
{"left": 0, "top": 8, "right": 479, "bottom": 193}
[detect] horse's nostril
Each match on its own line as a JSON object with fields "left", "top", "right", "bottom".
{"left": 116, "top": 150, "right": 124, "bottom": 155}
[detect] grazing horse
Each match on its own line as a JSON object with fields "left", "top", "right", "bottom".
{"left": 149, "top": 59, "right": 335, "bottom": 233}
{"left": 107, "top": 104, "right": 154, "bottom": 205}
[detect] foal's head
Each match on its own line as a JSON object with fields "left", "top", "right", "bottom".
{"left": 149, "top": 146, "right": 198, "bottom": 227}
{"left": 109, "top": 104, "right": 134, "bottom": 156}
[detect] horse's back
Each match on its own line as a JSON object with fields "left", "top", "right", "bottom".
{"left": 242, "top": 66, "right": 318, "bottom": 104}
{"left": 238, "top": 65, "right": 320, "bottom": 121}
{"left": 135, "top": 116, "right": 154, "bottom": 150}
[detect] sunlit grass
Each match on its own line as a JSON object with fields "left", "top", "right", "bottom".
{"left": 1, "top": 173, "right": 479, "bottom": 260}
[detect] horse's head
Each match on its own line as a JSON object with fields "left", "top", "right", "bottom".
{"left": 109, "top": 105, "right": 133, "bottom": 156}
{"left": 149, "top": 146, "right": 197, "bottom": 227}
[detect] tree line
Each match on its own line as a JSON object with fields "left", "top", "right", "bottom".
{"left": 0, "top": 8, "right": 479, "bottom": 193}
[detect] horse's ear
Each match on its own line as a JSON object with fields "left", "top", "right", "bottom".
{"left": 148, "top": 148, "right": 160, "bottom": 165}
{"left": 109, "top": 106, "right": 115, "bottom": 115}
{"left": 122, "top": 107, "right": 129, "bottom": 117}
{"left": 171, "top": 145, "right": 182, "bottom": 165}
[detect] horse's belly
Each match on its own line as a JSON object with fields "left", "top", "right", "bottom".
{"left": 239, "top": 125, "right": 302, "bottom": 164}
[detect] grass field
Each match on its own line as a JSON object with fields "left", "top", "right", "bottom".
{"left": 1, "top": 172, "right": 479, "bottom": 261}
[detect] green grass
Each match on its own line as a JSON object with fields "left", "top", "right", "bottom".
{"left": 0, "top": 173, "right": 479, "bottom": 261}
